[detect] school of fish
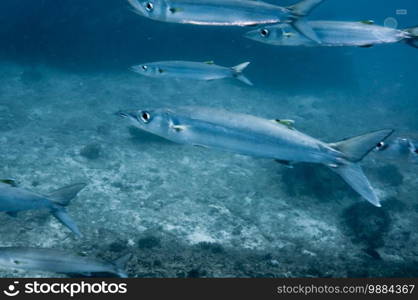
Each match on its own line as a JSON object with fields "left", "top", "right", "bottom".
{"left": 1, "top": 0, "right": 417, "bottom": 278}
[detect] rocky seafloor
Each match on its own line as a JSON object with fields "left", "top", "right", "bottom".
{"left": 0, "top": 62, "right": 417, "bottom": 278}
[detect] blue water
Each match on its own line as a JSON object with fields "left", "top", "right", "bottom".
{"left": 0, "top": 0, "right": 417, "bottom": 277}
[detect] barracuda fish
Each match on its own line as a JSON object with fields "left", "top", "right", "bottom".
{"left": 118, "top": 107, "right": 394, "bottom": 207}
{"left": 127, "top": 0, "right": 324, "bottom": 42}
{"left": 244, "top": 21, "right": 418, "bottom": 48}
{"left": 0, "top": 180, "right": 86, "bottom": 237}
{"left": 374, "top": 137, "right": 418, "bottom": 163}
{"left": 0, "top": 247, "right": 131, "bottom": 278}
{"left": 131, "top": 60, "right": 253, "bottom": 85}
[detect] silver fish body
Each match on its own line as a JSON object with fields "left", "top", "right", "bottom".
{"left": 122, "top": 107, "right": 342, "bottom": 164}
{"left": 128, "top": 0, "right": 290, "bottom": 26}
{"left": 0, "top": 248, "right": 129, "bottom": 278}
{"left": 131, "top": 61, "right": 252, "bottom": 85}
{"left": 118, "top": 107, "right": 394, "bottom": 206}
{"left": 245, "top": 21, "right": 410, "bottom": 47}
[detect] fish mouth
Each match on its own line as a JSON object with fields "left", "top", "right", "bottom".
{"left": 243, "top": 31, "right": 254, "bottom": 38}
{"left": 129, "top": 66, "right": 138, "bottom": 73}
{"left": 243, "top": 30, "right": 259, "bottom": 41}
{"left": 115, "top": 110, "right": 136, "bottom": 119}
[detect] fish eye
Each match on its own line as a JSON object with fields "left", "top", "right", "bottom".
{"left": 158, "top": 68, "right": 164, "bottom": 74}
{"left": 375, "top": 141, "right": 386, "bottom": 150}
{"left": 145, "top": 2, "right": 154, "bottom": 12}
{"left": 142, "top": 65, "right": 148, "bottom": 71}
{"left": 140, "top": 111, "right": 151, "bottom": 123}
{"left": 260, "top": 29, "right": 269, "bottom": 37}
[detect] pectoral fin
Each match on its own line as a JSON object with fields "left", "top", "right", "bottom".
{"left": 292, "top": 19, "right": 321, "bottom": 44}
{"left": 284, "top": 32, "right": 294, "bottom": 38}
{"left": 275, "top": 159, "right": 294, "bottom": 168}
{"left": 359, "top": 44, "right": 374, "bottom": 48}
{"left": 171, "top": 125, "right": 188, "bottom": 132}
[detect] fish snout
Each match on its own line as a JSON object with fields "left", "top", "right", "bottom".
{"left": 243, "top": 30, "right": 257, "bottom": 40}
{"left": 129, "top": 66, "right": 140, "bottom": 73}
{"left": 115, "top": 110, "right": 138, "bottom": 120}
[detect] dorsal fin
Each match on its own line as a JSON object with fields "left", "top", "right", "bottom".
{"left": 273, "top": 119, "right": 295, "bottom": 130}
{"left": 288, "top": 0, "right": 324, "bottom": 16}
{"left": 359, "top": 20, "right": 375, "bottom": 25}
{"left": 0, "top": 179, "right": 18, "bottom": 187}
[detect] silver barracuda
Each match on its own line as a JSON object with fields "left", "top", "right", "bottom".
{"left": 244, "top": 21, "right": 418, "bottom": 48}
{"left": 118, "top": 107, "right": 394, "bottom": 207}
{"left": 0, "top": 180, "right": 86, "bottom": 237}
{"left": 128, "top": 0, "right": 325, "bottom": 42}
{"left": 0, "top": 247, "right": 131, "bottom": 278}
{"left": 374, "top": 137, "right": 418, "bottom": 164}
{"left": 131, "top": 60, "right": 253, "bottom": 85}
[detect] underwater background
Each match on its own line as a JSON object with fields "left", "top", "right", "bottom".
{"left": 0, "top": 0, "right": 417, "bottom": 277}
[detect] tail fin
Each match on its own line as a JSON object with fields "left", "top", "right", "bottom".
{"left": 329, "top": 129, "right": 394, "bottom": 163}
{"left": 404, "top": 27, "right": 418, "bottom": 48}
{"left": 113, "top": 253, "right": 132, "bottom": 278}
{"left": 328, "top": 129, "right": 394, "bottom": 207}
{"left": 288, "top": 0, "right": 324, "bottom": 17}
{"left": 231, "top": 62, "right": 253, "bottom": 86}
{"left": 48, "top": 183, "right": 86, "bottom": 206}
{"left": 406, "top": 39, "right": 418, "bottom": 49}
{"left": 48, "top": 183, "right": 86, "bottom": 237}
{"left": 405, "top": 26, "right": 418, "bottom": 37}
{"left": 330, "top": 164, "right": 381, "bottom": 207}
{"left": 51, "top": 209, "right": 82, "bottom": 237}
{"left": 288, "top": 0, "right": 323, "bottom": 43}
